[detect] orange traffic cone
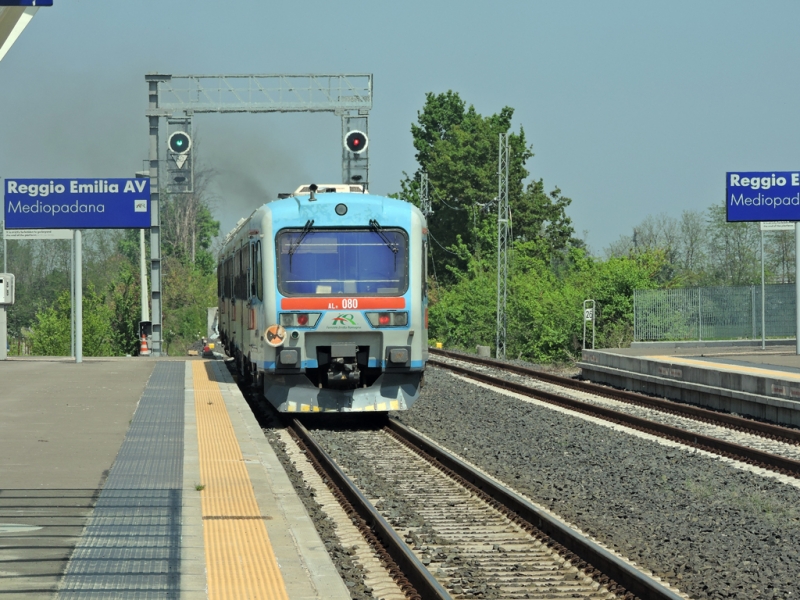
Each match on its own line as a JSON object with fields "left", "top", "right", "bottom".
{"left": 140, "top": 334, "right": 151, "bottom": 357}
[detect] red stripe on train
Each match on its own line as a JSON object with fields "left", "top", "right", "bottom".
{"left": 281, "top": 297, "right": 406, "bottom": 310}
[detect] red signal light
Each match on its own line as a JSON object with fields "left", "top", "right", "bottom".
{"left": 378, "top": 313, "right": 391, "bottom": 326}
{"left": 297, "top": 313, "right": 309, "bottom": 326}
{"left": 344, "top": 130, "right": 368, "bottom": 154}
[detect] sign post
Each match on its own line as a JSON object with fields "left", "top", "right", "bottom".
{"left": 4, "top": 178, "right": 150, "bottom": 361}
{"left": 583, "top": 299, "right": 596, "bottom": 350}
{"left": 0, "top": 274, "right": 14, "bottom": 361}
{"left": 727, "top": 173, "right": 800, "bottom": 354}
{"left": 758, "top": 222, "right": 797, "bottom": 349}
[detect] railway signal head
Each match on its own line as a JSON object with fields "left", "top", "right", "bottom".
{"left": 344, "top": 130, "right": 368, "bottom": 154}
{"left": 168, "top": 131, "right": 192, "bottom": 155}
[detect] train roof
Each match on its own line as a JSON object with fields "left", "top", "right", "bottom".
{"left": 218, "top": 191, "right": 424, "bottom": 258}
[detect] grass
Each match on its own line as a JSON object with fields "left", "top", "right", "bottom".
{"left": 195, "top": 484, "right": 205, "bottom": 491}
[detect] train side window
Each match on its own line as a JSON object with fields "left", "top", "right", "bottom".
{"left": 239, "top": 248, "right": 245, "bottom": 299}
{"left": 224, "top": 258, "right": 229, "bottom": 298}
{"left": 422, "top": 239, "right": 428, "bottom": 300}
{"left": 234, "top": 249, "right": 241, "bottom": 299}
{"left": 249, "top": 244, "right": 255, "bottom": 298}
{"left": 232, "top": 252, "right": 237, "bottom": 299}
{"left": 256, "top": 241, "right": 263, "bottom": 301}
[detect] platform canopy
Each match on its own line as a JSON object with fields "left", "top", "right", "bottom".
{"left": 0, "top": 6, "right": 38, "bottom": 63}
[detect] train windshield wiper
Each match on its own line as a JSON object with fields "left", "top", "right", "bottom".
{"left": 369, "top": 219, "right": 398, "bottom": 268}
{"left": 288, "top": 219, "right": 314, "bottom": 270}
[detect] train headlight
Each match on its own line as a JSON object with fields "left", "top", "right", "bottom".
{"left": 279, "top": 312, "right": 320, "bottom": 328}
{"left": 366, "top": 312, "right": 408, "bottom": 327}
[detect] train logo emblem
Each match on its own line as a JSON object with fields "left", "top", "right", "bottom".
{"left": 332, "top": 314, "right": 356, "bottom": 326}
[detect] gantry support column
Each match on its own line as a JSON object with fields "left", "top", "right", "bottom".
{"left": 146, "top": 73, "right": 171, "bottom": 356}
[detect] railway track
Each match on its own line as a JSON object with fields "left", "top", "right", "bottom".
{"left": 286, "top": 417, "right": 686, "bottom": 600}
{"left": 429, "top": 347, "right": 800, "bottom": 480}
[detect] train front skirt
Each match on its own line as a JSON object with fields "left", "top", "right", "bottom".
{"left": 264, "top": 372, "right": 422, "bottom": 412}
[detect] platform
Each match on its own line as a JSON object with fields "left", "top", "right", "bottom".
{"left": 579, "top": 343, "right": 800, "bottom": 427}
{"left": 0, "top": 357, "right": 349, "bottom": 599}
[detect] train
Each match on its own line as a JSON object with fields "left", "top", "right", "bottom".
{"left": 217, "top": 183, "right": 429, "bottom": 413}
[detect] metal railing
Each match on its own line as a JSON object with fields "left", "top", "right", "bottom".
{"left": 634, "top": 284, "right": 796, "bottom": 341}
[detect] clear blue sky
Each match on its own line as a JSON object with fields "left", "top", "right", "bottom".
{"left": 2, "top": 0, "right": 799, "bottom": 252}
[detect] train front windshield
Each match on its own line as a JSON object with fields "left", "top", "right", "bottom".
{"left": 277, "top": 228, "right": 408, "bottom": 296}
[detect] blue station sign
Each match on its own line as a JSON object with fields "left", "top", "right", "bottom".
{"left": 727, "top": 172, "right": 800, "bottom": 222}
{"left": 0, "top": 1, "right": 53, "bottom": 5}
{"left": 4, "top": 178, "right": 150, "bottom": 229}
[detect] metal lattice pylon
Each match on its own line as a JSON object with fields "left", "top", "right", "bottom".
{"left": 496, "top": 133, "right": 510, "bottom": 360}
{"left": 420, "top": 172, "right": 431, "bottom": 217}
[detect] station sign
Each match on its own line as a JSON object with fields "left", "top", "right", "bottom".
{"left": 0, "top": 1, "right": 53, "bottom": 5}
{"left": 727, "top": 172, "right": 800, "bottom": 222}
{"left": 3, "top": 178, "right": 150, "bottom": 229}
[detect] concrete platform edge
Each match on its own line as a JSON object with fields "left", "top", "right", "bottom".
{"left": 209, "top": 361, "right": 350, "bottom": 600}
{"left": 630, "top": 339, "right": 795, "bottom": 349}
{"left": 580, "top": 353, "right": 800, "bottom": 426}
{"left": 182, "top": 361, "right": 208, "bottom": 599}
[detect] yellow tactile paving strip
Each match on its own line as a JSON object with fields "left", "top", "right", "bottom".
{"left": 193, "top": 361, "right": 289, "bottom": 600}
{"left": 650, "top": 355, "right": 800, "bottom": 381}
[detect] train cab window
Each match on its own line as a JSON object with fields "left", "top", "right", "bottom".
{"left": 277, "top": 228, "right": 408, "bottom": 297}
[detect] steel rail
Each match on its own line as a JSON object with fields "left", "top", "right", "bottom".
{"left": 429, "top": 347, "right": 800, "bottom": 444}
{"left": 289, "top": 418, "right": 452, "bottom": 600}
{"left": 386, "top": 419, "right": 686, "bottom": 600}
{"left": 429, "top": 357, "right": 800, "bottom": 477}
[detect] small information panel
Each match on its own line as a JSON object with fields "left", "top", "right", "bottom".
{"left": 0, "top": 274, "right": 14, "bottom": 305}
{"left": 759, "top": 221, "right": 796, "bottom": 232}
{"left": 2, "top": 228, "right": 73, "bottom": 240}
{"left": 727, "top": 172, "right": 800, "bottom": 222}
{"left": 4, "top": 178, "right": 150, "bottom": 229}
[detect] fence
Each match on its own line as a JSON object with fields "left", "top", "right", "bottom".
{"left": 633, "top": 284, "right": 796, "bottom": 341}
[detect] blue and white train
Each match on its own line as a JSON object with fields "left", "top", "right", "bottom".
{"left": 217, "top": 184, "right": 429, "bottom": 413}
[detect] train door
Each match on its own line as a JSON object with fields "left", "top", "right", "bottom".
{"left": 238, "top": 245, "right": 246, "bottom": 346}
{"left": 247, "top": 240, "right": 263, "bottom": 372}
{"left": 422, "top": 237, "right": 429, "bottom": 351}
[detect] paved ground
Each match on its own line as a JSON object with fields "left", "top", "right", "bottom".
{"left": 0, "top": 358, "right": 156, "bottom": 598}
{"left": 610, "top": 344, "right": 800, "bottom": 368}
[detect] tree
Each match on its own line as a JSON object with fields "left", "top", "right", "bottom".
{"left": 160, "top": 165, "right": 220, "bottom": 276}
{"left": 29, "top": 285, "right": 114, "bottom": 356}
{"left": 705, "top": 205, "right": 760, "bottom": 285}
{"left": 605, "top": 205, "right": 764, "bottom": 287}
{"left": 765, "top": 229, "right": 795, "bottom": 283}
{"left": 401, "top": 91, "right": 532, "bottom": 279}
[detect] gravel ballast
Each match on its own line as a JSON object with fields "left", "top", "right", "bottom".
{"left": 260, "top": 422, "right": 377, "bottom": 600}
{"left": 395, "top": 367, "right": 800, "bottom": 600}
